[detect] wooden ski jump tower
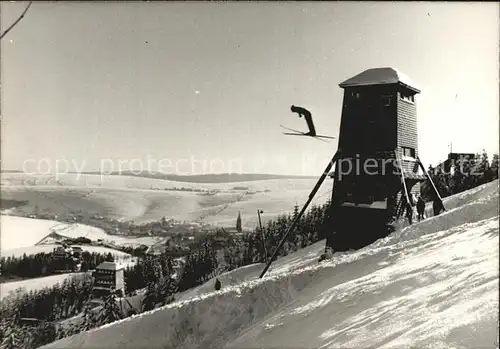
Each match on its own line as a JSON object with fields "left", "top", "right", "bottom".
{"left": 260, "top": 67, "right": 444, "bottom": 278}
{"left": 325, "top": 67, "right": 436, "bottom": 252}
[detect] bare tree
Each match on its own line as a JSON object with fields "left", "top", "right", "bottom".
{"left": 0, "top": 1, "right": 33, "bottom": 40}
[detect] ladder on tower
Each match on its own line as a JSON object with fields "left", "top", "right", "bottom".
{"left": 395, "top": 192, "right": 407, "bottom": 220}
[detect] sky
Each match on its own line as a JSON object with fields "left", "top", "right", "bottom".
{"left": 1, "top": 1, "right": 498, "bottom": 176}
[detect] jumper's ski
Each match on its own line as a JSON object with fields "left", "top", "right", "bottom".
{"left": 280, "top": 125, "right": 335, "bottom": 142}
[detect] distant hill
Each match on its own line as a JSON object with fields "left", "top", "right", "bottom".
{"left": 1, "top": 170, "right": 24, "bottom": 173}
{"left": 1, "top": 170, "right": 317, "bottom": 183}
{"left": 108, "top": 172, "right": 317, "bottom": 183}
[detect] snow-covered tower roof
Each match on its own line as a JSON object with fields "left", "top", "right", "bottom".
{"left": 339, "top": 67, "right": 421, "bottom": 93}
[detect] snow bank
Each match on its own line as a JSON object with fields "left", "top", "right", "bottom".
{"left": 226, "top": 216, "right": 498, "bottom": 349}
{"left": 39, "top": 181, "right": 499, "bottom": 349}
{"left": 38, "top": 259, "right": 328, "bottom": 349}
{"left": 375, "top": 179, "right": 499, "bottom": 248}
{"left": 176, "top": 242, "right": 325, "bottom": 302}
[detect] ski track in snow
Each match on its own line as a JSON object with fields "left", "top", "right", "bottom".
{"left": 39, "top": 180, "right": 499, "bottom": 349}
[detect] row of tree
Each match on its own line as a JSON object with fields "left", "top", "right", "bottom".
{"left": 141, "top": 256, "right": 178, "bottom": 311}
{"left": 1, "top": 249, "right": 182, "bottom": 300}
{"left": 0, "top": 276, "right": 93, "bottom": 349}
{"left": 175, "top": 201, "right": 331, "bottom": 292}
{"left": 1, "top": 276, "right": 94, "bottom": 324}
{"left": 177, "top": 239, "right": 219, "bottom": 292}
{"left": 123, "top": 253, "right": 177, "bottom": 296}
{"left": 424, "top": 152, "right": 498, "bottom": 200}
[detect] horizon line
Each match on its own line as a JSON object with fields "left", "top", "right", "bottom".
{"left": 0, "top": 169, "right": 318, "bottom": 178}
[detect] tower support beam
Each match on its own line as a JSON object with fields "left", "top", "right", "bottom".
{"left": 259, "top": 150, "right": 342, "bottom": 279}
{"left": 417, "top": 156, "right": 446, "bottom": 211}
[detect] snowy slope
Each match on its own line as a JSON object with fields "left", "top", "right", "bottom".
{"left": 39, "top": 180, "right": 499, "bottom": 349}
{"left": 0, "top": 215, "right": 62, "bottom": 251}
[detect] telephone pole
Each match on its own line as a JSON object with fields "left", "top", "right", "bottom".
{"left": 257, "top": 209, "right": 268, "bottom": 263}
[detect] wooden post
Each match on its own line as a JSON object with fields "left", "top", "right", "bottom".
{"left": 395, "top": 151, "right": 411, "bottom": 219}
{"left": 259, "top": 150, "right": 341, "bottom": 279}
{"left": 417, "top": 156, "right": 445, "bottom": 211}
{"left": 257, "top": 209, "right": 268, "bottom": 263}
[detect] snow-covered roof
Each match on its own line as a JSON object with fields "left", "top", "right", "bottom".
{"left": 339, "top": 67, "right": 421, "bottom": 93}
{"left": 96, "top": 261, "right": 123, "bottom": 271}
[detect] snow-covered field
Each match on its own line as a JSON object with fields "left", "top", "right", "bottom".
{"left": 39, "top": 180, "right": 499, "bottom": 349}
{"left": 0, "top": 215, "right": 140, "bottom": 298}
{"left": 0, "top": 215, "right": 63, "bottom": 251}
{"left": 0, "top": 215, "right": 162, "bottom": 254}
{"left": 1, "top": 172, "right": 330, "bottom": 228}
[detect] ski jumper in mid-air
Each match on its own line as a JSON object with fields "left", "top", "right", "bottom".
{"left": 290, "top": 105, "right": 317, "bottom": 136}
{"left": 281, "top": 105, "right": 335, "bottom": 142}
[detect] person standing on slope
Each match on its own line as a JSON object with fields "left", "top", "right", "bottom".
{"left": 416, "top": 196, "right": 426, "bottom": 221}
{"left": 405, "top": 193, "right": 416, "bottom": 225}
{"left": 214, "top": 278, "right": 221, "bottom": 291}
{"left": 433, "top": 197, "right": 445, "bottom": 216}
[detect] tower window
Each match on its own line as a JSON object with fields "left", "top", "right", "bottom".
{"left": 381, "top": 95, "right": 392, "bottom": 107}
{"left": 399, "top": 91, "right": 415, "bottom": 103}
{"left": 351, "top": 91, "right": 361, "bottom": 99}
{"left": 402, "top": 147, "right": 416, "bottom": 159}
